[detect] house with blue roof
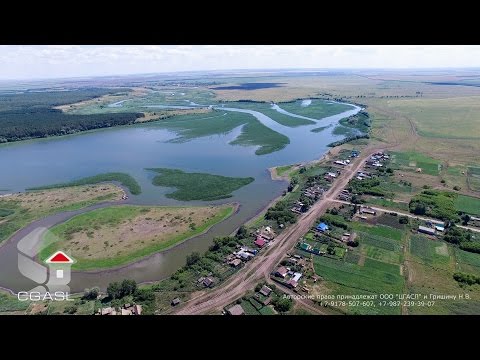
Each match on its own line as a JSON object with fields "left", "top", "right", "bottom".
{"left": 316, "top": 222, "right": 329, "bottom": 232}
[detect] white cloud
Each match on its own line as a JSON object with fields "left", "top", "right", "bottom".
{"left": 0, "top": 45, "right": 479, "bottom": 80}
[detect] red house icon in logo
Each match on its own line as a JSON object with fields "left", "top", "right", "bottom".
{"left": 45, "top": 251, "right": 74, "bottom": 282}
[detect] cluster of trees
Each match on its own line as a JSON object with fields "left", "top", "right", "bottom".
{"left": 443, "top": 226, "right": 479, "bottom": 254}
{"left": 104, "top": 279, "right": 155, "bottom": 312}
{"left": 320, "top": 213, "right": 350, "bottom": 230}
{"left": 339, "top": 111, "right": 371, "bottom": 132}
{"left": 161, "top": 231, "right": 249, "bottom": 292}
{"left": 271, "top": 295, "right": 293, "bottom": 313}
{"left": 409, "top": 190, "right": 459, "bottom": 221}
{"left": 0, "top": 109, "right": 143, "bottom": 142}
{"left": 0, "top": 89, "right": 144, "bottom": 142}
{"left": 453, "top": 272, "right": 480, "bottom": 285}
{"left": 328, "top": 134, "right": 370, "bottom": 148}
{"left": 83, "top": 287, "right": 99, "bottom": 300}
{"left": 347, "top": 178, "right": 386, "bottom": 197}
{"left": 107, "top": 279, "right": 137, "bottom": 300}
{"left": 265, "top": 201, "right": 297, "bottom": 226}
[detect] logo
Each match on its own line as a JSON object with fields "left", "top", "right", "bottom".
{"left": 17, "top": 227, "right": 75, "bottom": 301}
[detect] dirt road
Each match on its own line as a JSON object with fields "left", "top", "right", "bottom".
{"left": 332, "top": 199, "right": 480, "bottom": 233}
{"left": 175, "top": 150, "right": 380, "bottom": 315}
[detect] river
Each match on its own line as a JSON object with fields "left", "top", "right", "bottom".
{"left": 0, "top": 100, "right": 361, "bottom": 292}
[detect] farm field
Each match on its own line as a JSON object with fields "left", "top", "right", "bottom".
{"left": 313, "top": 256, "right": 404, "bottom": 315}
{"left": 390, "top": 151, "right": 441, "bottom": 176}
{"left": 454, "top": 194, "right": 480, "bottom": 216}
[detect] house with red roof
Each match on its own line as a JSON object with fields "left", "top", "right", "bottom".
{"left": 254, "top": 237, "right": 266, "bottom": 248}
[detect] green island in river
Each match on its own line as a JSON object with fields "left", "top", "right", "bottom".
{"left": 28, "top": 172, "right": 142, "bottom": 195}
{"left": 147, "top": 168, "right": 255, "bottom": 201}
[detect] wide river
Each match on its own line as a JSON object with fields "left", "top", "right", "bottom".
{"left": 0, "top": 100, "right": 361, "bottom": 292}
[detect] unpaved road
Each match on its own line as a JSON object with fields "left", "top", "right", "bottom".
{"left": 332, "top": 199, "right": 480, "bottom": 233}
{"left": 175, "top": 149, "right": 382, "bottom": 315}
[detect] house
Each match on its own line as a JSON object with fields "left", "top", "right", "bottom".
{"left": 292, "top": 272, "right": 302, "bottom": 283}
{"left": 203, "top": 277, "right": 214, "bottom": 288}
{"left": 171, "top": 298, "right": 181, "bottom": 306}
{"left": 470, "top": 216, "right": 480, "bottom": 227}
{"left": 275, "top": 266, "right": 288, "bottom": 278}
{"left": 287, "top": 279, "right": 299, "bottom": 288}
{"left": 334, "top": 160, "right": 348, "bottom": 166}
{"left": 121, "top": 309, "right": 132, "bottom": 315}
{"left": 327, "top": 172, "right": 337, "bottom": 178}
{"left": 418, "top": 225, "right": 435, "bottom": 236}
{"left": 225, "top": 254, "right": 236, "bottom": 262}
{"left": 259, "top": 285, "right": 272, "bottom": 297}
{"left": 255, "top": 237, "right": 266, "bottom": 248}
{"left": 299, "top": 242, "right": 311, "bottom": 251}
{"left": 227, "top": 304, "right": 245, "bottom": 315}
{"left": 230, "top": 258, "right": 242, "bottom": 267}
{"left": 360, "top": 208, "right": 377, "bottom": 216}
{"left": 237, "top": 250, "right": 255, "bottom": 261}
{"left": 316, "top": 222, "right": 329, "bottom": 232}
{"left": 435, "top": 225, "right": 445, "bottom": 232}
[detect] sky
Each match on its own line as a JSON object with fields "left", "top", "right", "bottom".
{"left": 1, "top": 45, "right": 480, "bottom": 80}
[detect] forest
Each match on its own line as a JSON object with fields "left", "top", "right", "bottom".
{"left": 0, "top": 89, "right": 143, "bottom": 142}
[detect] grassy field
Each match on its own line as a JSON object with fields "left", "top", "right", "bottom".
{"left": 410, "top": 235, "right": 451, "bottom": 269}
{"left": 0, "top": 208, "right": 14, "bottom": 217}
{"left": 41, "top": 204, "right": 235, "bottom": 270}
{"left": 385, "top": 96, "right": 480, "bottom": 140}
{"left": 276, "top": 164, "right": 294, "bottom": 177}
{"left": 313, "top": 256, "right": 404, "bottom": 296}
{"left": 152, "top": 110, "right": 289, "bottom": 155}
{"left": 0, "top": 184, "right": 123, "bottom": 245}
{"left": 390, "top": 151, "right": 441, "bottom": 176}
{"left": 0, "top": 293, "right": 29, "bottom": 313}
{"left": 279, "top": 99, "right": 353, "bottom": 119}
{"left": 455, "top": 194, "right": 480, "bottom": 215}
{"left": 352, "top": 223, "right": 403, "bottom": 241}
{"left": 29, "top": 172, "right": 141, "bottom": 195}
{"left": 147, "top": 168, "right": 254, "bottom": 201}
{"left": 455, "top": 248, "right": 480, "bottom": 276}
{"left": 365, "top": 198, "right": 410, "bottom": 211}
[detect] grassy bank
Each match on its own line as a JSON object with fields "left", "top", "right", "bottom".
{"left": 0, "top": 184, "right": 123, "bottom": 245}
{"left": 152, "top": 110, "right": 289, "bottom": 155}
{"left": 279, "top": 99, "right": 353, "bottom": 119}
{"left": 219, "top": 101, "right": 314, "bottom": 127}
{"left": 28, "top": 172, "right": 141, "bottom": 195}
{"left": 310, "top": 125, "right": 330, "bottom": 133}
{"left": 40, "top": 204, "right": 235, "bottom": 270}
{"left": 147, "top": 168, "right": 254, "bottom": 201}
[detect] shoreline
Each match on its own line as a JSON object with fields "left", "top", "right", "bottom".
{"left": 0, "top": 201, "right": 240, "bottom": 295}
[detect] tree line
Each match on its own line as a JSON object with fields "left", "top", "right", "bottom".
{"left": 0, "top": 88, "right": 143, "bottom": 142}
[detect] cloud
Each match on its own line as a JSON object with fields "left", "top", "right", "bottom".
{"left": 0, "top": 45, "right": 479, "bottom": 80}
